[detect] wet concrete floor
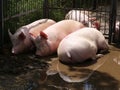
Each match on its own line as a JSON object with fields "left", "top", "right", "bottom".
{"left": 0, "top": 45, "right": 120, "bottom": 90}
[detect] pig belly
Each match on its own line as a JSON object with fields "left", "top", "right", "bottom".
{"left": 57, "top": 37, "right": 97, "bottom": 63}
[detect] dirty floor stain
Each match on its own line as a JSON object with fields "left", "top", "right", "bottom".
{"left": 0, "top": 45, "right": 120, "bottom": 90}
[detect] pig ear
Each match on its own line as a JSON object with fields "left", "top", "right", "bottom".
{"left": 40, "top": 31, "right": 48, "bottom": 39}
{"left": 29, "top": 33, "right": 35, "bottom": 38}
{"left": 29, "top": 33, "right": 36, "bottom": 40}
{"left": 93, "top": 21, "right": 100, "bottom": 30}
{"left": 18, "top": 32, "right": 26, "bottom": 40}
{"left": 8, "top": 29, "right": 14, "bottom": 43}
{"left": 8, "top": 29, "right": 13, "bottom": 38}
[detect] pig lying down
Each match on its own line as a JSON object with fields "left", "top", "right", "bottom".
{"left": 30, "top": 20, "right": 85, "bottom": 56}
{"left": 8, "top": 19, "right": 56, "bottom": 54}
{"left": 65, "top": 10, "right": 90, "bottom": 26}
{"left": 65, "top": 10, "right": 100, "bottom": 30}
{"left": 57, "top": 27, "right": 109, "bottom": 64}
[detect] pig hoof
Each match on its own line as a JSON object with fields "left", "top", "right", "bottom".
{"left": 92, "top": 54, "right": 103, "bottom": 60}
{"left": 96, "top": 54, "right": 104, "bottom": 59}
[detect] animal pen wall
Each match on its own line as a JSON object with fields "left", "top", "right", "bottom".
{"left": 0, "top": 0, "right": 119, "bottom": 50}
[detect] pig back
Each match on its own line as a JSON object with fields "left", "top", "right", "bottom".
{"left": 57, "top": 36, "right": 98, "bottom": 63}
{"left": 33, "top": 20, "right": 85, "bottom": 56}
{"left": 29, "top": 19, "right": 56, "bottom": 37}
{"left": 57, "top": 27, "right": 108, "bottom": 63}
{"left": 43, "top": 20, "right": 85, "bottom": 38}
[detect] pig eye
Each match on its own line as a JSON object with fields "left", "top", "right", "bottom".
{"left": 36, "top": 36, "right": 41, "bottom": 43}
{"left": 34, "top": 36, "right": 41, "bottom": 47}
{"left": 12, "top": 38, "right": 20, "bottom": 46}
{"left": 11, "top": 37, "right": 16, "bottom": 44}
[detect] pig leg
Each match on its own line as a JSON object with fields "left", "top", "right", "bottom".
{"left": 97, "top": 39, "right": 109, "bottom": 54}
{"left": 92, "top": 54, "right": 104, "bottom": 60}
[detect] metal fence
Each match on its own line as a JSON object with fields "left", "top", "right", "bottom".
{"left": 43, "top": 0, "right": 117, "bottom": 43}
{"left": 115, "top": 0, "right": 120, "bottom": 44}
{"left": 0, "top": 0, "right": 44, "bottom": 48}
{"left": 0, "top": 0, "right": 119, "bottom": 49}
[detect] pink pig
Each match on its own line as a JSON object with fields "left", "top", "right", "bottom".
{"left": 8, "top": 19, "right": 56, "bottom": 54}
{"left": 29, "top": 19, "right": 56, "bottom": 38}
{"left": 65, "top": 10, "right": 100, "bottom": 30}
{"left": 30, "top": 20, "right": 85, "bottom": 56}
{"left": 57, "top": 27, "right": 109, "bottom": 64}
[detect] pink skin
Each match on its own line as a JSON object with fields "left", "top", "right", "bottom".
{"left": 90, "top": 18, "right": 100, "bottom": 30}
{"left": 29, "top": 19, "right": 56, "bottom": 37}
{"left": 57, "top": 27, "right": 109, "bottom": 64}
{"left": 65, "top": 10, "right": 90, "bottom": 26}
{"left": 30, "top": 20, "right": 85, "bottom": 56}
{"left": 8, "top": 19, "right": 56, "bottom": 54}
{"left": 65, "top": 10, "right": 100, "bottom": 30}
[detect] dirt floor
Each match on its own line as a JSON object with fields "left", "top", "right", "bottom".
{"left": 0, "top": 44, "right": 120, "bottom": 90}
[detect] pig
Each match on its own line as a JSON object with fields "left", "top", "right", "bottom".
{"left": 65, "top": 10, "right": 100, "bottom": 30}
{"left": 8, "top": 19, "right": 56, "bottom": 54}
{"left": 57, "top": 27, "right": 109, "bottom": 64}
{"left": 30, "top": 20, "right": 85, "bottom": 56}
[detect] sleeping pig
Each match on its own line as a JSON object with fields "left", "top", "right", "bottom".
{"left": 30, "top": 20, "right": 85, "bottom": 56}
{"left": 8, "top": 19, "right": 56, "bottom": 54}
{"left": 57, "top": 27, "right": 109, "bottom": 64}
{"left": 65, "top": 10, "right": 100, "bottom": 30}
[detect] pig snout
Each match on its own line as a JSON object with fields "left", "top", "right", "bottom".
{"left": 89, "top": 17, "right": 100, "bottom": 30}
{"left": 12, "top": 48, "right": 15, "bottom": 54}
{"left": 11, "top": 46, "right": 24, "bottom": 54}
{"left": 12, "top": 47, "right": 20, "bottom": 54}
{"left": 92, "top": 21, "right": 100, "bottom": 30}
{"left": 12, "top": 48, "right": 21, "bottom": 54}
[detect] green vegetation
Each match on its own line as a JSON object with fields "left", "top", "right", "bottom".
{"left": 2, "top": 0, "right": 111, "bottom": 43}
{"left": 3, "top": 0, "right": 44, "bottom": 42}
{"left": 3, "top": 0, "right": 43, "bottom": 32}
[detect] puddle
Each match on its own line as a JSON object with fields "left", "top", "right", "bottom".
{"left": 0, "top": 45, "right": 120, "bottom": 90}
{"left": 47, "top": 57, "right": 107, "bottom": 83}
{"left": 113, "top": 52, "right": 120, "bottom": 65}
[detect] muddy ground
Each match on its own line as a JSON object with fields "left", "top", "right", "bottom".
{"left": 0, "top": 44, "right": 120, "bottom": 90}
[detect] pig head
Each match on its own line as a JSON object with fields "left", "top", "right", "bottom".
{"left": 57, "top": 27, "right": 109, "bottom": 64}
{"left": 8, "top": 27, "right": 32, "bottom": 54}
{"left": 8, "top": 19, "right": 56, "bottom": 54}
{"left": 30, "top": 20, "right": 85, "bottom": 56}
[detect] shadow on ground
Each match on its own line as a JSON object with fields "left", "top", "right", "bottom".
{"left": 0, "top": 45, "right": 120, "bottom": 90}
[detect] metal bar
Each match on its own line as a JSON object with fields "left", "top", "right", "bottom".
{"left": 92, "top": 0, "right": 97, "bottom": 10}
{"left": 4, "top": 9, "right": 37, "bottom": 21}
{"left": 43, "top": 0, "right": 49, "bottom": 18}
{"left": 109, "top": 0, "right": 117, "bottom": 44}
{"left": 0, "top": 0, "right": 3, "bottom": 49}
{"left": 72, "top": 0, "right": 76, "bottom": 8}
